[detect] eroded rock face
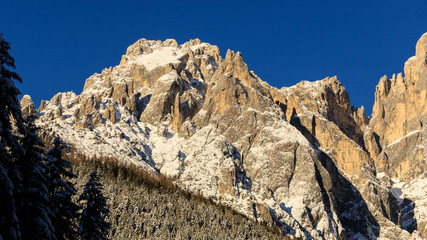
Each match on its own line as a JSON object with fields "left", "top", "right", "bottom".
{"left": 269, "top": 76, "right": 405, "bottom": 239}
{"left": 366, "top": 33, "right": 426, "bottom": 180}
{"left": 364, "top": 33, "right": 427, "bottom": 238}
{"left": 271, "top": 77, "right": 370, "bottom": 176}
{"left": 26, "top": 36, "right": 427, "bottom": 239}
{"left": 20, "top": 94, "right": 36, "bottom": 117}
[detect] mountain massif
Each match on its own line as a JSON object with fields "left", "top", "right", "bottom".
{"left": 22, "top": 33, "right": 427, "bottom": 239}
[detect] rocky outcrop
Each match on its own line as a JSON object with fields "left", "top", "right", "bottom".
{"left": 27, "top": 35, "right": 427, "bottom": 239}
{"left": 269, "top": 76, "right": 407, "bottom": 239}
{"left": 366, "top": 33, "right": 426, "bottom": 181}
{"left": 20, "top": 95, "right": 36, "bottom": 117}
{"left": 271, "top": 77, "right": 370, "bottom": 176}
{"left": 363, "top": 33, "right": 427, "bottom": 238}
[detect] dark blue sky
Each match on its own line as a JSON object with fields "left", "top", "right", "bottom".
{"left": 1, "top": 1, "right": 426, "bottom": 116}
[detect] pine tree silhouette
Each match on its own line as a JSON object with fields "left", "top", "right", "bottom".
{"left": 17, "top": 114, "right": 55, "bottom": 239}
{"left": 0, "top": 33, "right": 25, "bottom": 240}
{"left": 78, "top": 170, "right": 110, "bottom": 240}
{"left": 45, "top": 137, "right": 79, "bottom": 240}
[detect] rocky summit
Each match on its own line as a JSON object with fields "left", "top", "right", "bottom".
{"left": 25, "top": 33, "right": 426, "bottom": 239}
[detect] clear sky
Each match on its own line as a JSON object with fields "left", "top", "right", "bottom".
{"left": 1, "top": 1, "right": 426, "bottom": 116}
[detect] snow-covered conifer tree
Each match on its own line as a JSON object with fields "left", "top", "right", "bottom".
{"left": 0, "top": 163, "right": 19, "bottom": 240}
{"left": 78, "top": 170, "right": 110, "bottom": 240}
{"left": 17, "top": 114, "right": 55, "bottom": 239}
{"left": 45, "top": 137, "right": 79, "bottom": 240}
{"left": 0, "top": 33, "right": 25, "bottom": 240}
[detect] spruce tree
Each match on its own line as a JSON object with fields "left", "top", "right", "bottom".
{"left": 78, "top": 170, "right": 110, "bottom": 240}
{"left": 0, "top": 163, "right": 19, "bottom": 240}
{"left": 17, "top": 114, "right": 55, "bottom": 240}
{"left": 45, "top": 137, "right": 79, "bottom": 240}
{"left": 0, "top": 33, "right": 25, "bottom": 240}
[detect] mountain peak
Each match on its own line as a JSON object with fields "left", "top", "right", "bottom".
{"left": 119, "top": 38, "right": 217, "bottom": 68}
{"left": 26, "top": 35, "right": 427, "bottom": 239}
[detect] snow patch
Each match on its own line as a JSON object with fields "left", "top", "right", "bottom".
{"left": 391, "top": 174, "right": 427, "bottom": 230}
{"left": 386, "top": 130, "right": 423, "bottom": 148}
{"left": 129, "top": 47, "right": 184, "bottom": 70}
{"left": 128, "top": 43, "right": 208, "bottom": 71}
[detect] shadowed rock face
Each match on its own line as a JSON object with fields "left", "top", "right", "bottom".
{"left": 270, "top": 77, "right": 370, "bottom": 176}
{"left": 27, "top": 34, "right": 427, "bottom": 239}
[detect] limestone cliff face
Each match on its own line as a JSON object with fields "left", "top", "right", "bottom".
{"left": 20, "top": 95, "right": 36, "bottom": 117}
{"left": 366, "top": 33, "right": 426, "bottom": 181}
{"left": 269, "top": 76, "right": 405, "bottom": 239}
{"left": 364, "top": 33, "right": 427, "bottom": 238}
{"left": 27, "top": 35, "right": 427, "bottom": 240}
{"left": 271, "top": 77, "right": 370, "bottom": 176}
